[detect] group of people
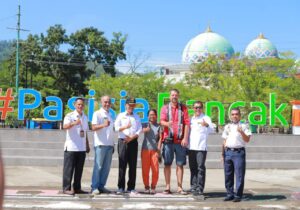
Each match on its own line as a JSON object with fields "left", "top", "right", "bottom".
{"left": 62, "top": 88, "right": 251, "bottom": 202}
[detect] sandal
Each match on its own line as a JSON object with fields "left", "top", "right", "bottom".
{"left": 177, "top": 189, "right": 188, "bottom": 195}
{"left": 163, "top": 189, "right": 172, "bottom": 194}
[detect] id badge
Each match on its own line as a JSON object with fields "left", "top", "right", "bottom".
{"left": 80, "top": 130, "right": 84, "bottom": 137}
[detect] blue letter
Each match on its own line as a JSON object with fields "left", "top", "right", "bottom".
{"left": 43, "top": 96, "right": 63, "bottom": 121}
{"left": 18, "top": 89, "right": 41, "bottom": 120}
{"left": 67, "top": 97, "right": 77, "bottom": 111}
{"left": 134, "top": 98, "right": 149, "bottom": 123}
{"left": 119, "top": 90, "right": 127, "bottom": 113}
{"left": 110, "top": 98, "right": 116, "bottom": 120}
{"left": 88, "top": 90, "right": 96, "bottom": 122}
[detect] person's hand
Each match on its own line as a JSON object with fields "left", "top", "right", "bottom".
{"left": 167, "top": 121, "right": 173, "bottom": 128}
{"left": 181, "top": 138, "right": 188, "bottom": 147}
{"left": 86, "top": 143, "right": 90, "bottom": 153}
{"left": 156, "top": 150, "right": 162, "bottom": 164}
{"left": 124, "top": 135, "right": 132, "bottom": 143}
{"left": 103, "top": 119, "right": 110, "bottom": 127}
{"left": 237, "top": 125, "right": 243, "bottom": 133}
{"left": 221, "top": 155, "right": 224, "bottom": 165}
{"left": 73, "top": 118, "right": 81, "bottom": 125}
{"left": 200, "top": 119, "right": 208, "bottom": 127}
{"left": 126, "top": 121, "right": 132, "bottom": 129}
{"left": 155, "top": 150, "right": 160, "bottom": 158}
{"left": 144, "top": 123, "right": 151, "bottom": 132}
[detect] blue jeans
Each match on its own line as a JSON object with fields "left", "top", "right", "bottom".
{"left": 162, "top": 143, "right": 187, "bottom": 166}
{"left": 224, "top": 148, "right": 246, "bottom": 199}
{"left": 91, "top": 145, "right": 114, "bottom": 191}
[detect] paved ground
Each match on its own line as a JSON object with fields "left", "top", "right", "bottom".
{"left": 3, "top": 166, "right": 300, "bottom": 209}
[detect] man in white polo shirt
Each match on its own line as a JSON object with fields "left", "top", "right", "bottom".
{"left": 63, "top": 98, "right": 90, "bottom": 195}
{"left": 222, "top": 108, "right": 251, "bottom": 202}
{"left": 188, "top": 101, "right": 213, "bottom": 199}
{"left": 91, "top": 95, "right": 114, "bottom": 195}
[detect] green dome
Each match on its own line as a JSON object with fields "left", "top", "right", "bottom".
{"left": 182, "top": 26, "right": 234, "bottom": 63}
{"left": 244, "top": 33, "right": 278, "bottom": 58}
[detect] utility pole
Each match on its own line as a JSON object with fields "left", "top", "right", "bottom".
{"left": 7, "top": 1, "right": 29, "bottom": 96}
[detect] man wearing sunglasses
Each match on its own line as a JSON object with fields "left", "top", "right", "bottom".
{"left": 188, "top": 101, "right": 213, "bottom": 199}
{"left": 222, "top": 108, "right": 251, "bottom": 202}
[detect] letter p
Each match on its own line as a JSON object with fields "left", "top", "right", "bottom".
{"left": 18, "top": 89, "right": 41, "bottom": 120}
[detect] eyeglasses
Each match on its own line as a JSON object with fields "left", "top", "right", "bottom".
{"left": 194, "top": 106, "right": 203, "bottom": 110}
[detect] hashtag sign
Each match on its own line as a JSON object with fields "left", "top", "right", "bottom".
{"left": 0, "top": 88, "right": 14, "bottom": 120}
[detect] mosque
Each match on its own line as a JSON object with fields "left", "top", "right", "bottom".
{"left": 160, "top": 26, "right": 300, "bottom": 81}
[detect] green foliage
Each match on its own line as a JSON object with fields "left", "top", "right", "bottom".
{"left": 186, "top": 56, "right": 300, "bottom": 125}
{"left": 0, "top": 40, "right": 14, "bottom": 62}
{"left": 3, "top": 25, "right": 127, "bottom": 101}
{"left": 86, "top": 73, "right": 168, "bottom": 111}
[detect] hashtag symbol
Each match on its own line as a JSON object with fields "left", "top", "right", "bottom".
{"left": 0, "top": 88, "right": 14, "bottom": 120}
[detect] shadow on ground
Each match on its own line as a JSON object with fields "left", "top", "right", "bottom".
{"left": 205, "top": 192, "right": 287, "bottom": 201}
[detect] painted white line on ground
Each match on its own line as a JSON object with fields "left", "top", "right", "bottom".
{"left": 5, "top": 201, "right": 91, "bottom": 209}
{"left": 122, "top": 203, "right": 196, "bottom": 209}
{"left": 258, "top": 205, "right": 288, "bottom": 209}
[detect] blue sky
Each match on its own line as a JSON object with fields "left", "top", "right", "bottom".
{"left": 1, "top": 0, "right": 299, "bottom": 71}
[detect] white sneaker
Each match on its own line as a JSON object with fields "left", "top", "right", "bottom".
{"left": 150, "top": 189, "right": 156, "bottom": 194}
{"left": 116, "top": 188, "right": 125, "bottom": 195}
{"left": 91, "top": 189, "right": 100, "bottom": 195}
{"left": 130, "top": 190, "right": 139, "bottom": 195}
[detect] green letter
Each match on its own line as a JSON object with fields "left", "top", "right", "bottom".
{"left": 186, "top": 100, "right": 196, "bottom": 116}
{"left": 269, "top": 93, "right": 288, "bottom": 126}
{"left": 249, "top": 102, "right": 267, "bottom": 125}
{"left": 206, "top": 101, "right": 225, "bottom": 125}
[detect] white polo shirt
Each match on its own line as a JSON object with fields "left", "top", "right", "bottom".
{"left": 222, "top": 122, "right": 252, "bottom": 148}
{"left": 92, "top": 108, "right": 114, "bottom": 146}
{"left": 114, "top": 111, "right": 142, "bottom": 139}
{"left": 189, "top": 114, "right": 213, "bottom": 151}
{"left": 63, "top": 110, "right": 89, "bottom": 151}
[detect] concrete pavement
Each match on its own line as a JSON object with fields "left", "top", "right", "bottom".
{"left": 3, "top": 166, "right": 300, "bottom": 209}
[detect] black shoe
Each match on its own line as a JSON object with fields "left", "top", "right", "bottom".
{"left": 233, "top": 197, "right": 241, "bottom": 202}
{"left": 74, "top": 189, "right": 88, "bottom": 194}
{"left": 224, "top": 196, "right": 234, "bottom": 201}
{"left": 192, "top": 191, "right": 199, "bottom": 196}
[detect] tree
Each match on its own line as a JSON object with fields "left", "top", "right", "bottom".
{"left": 185, "top": 56, "right": 300, "bottom": 125}
{"left": 69, "top": 27, "right": 126, "bottom": 77}
{"left": 5, "top": 25, "right": 127, "bottom": 103}
{"left": 86, "top": 73, "right": 167, "bottom": 111}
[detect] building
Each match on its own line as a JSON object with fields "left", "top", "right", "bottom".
{"left": 160, "top": 26, "right": 284, "bottom": 82}
{"left": 244, "top": 33, "right": 278, "bottom": 59}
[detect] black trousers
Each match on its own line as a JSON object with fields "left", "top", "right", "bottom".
{"left": 117, "top": 138, "right": 138, "bottom": 191}
{"left": 63, "top": 151, "right": 86, "bottom": 191}
{"left": 188, "top": 150, "right": 207, "bottom": 193}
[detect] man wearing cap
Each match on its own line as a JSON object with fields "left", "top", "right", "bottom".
{"left": 90, "top": 95, "right": 114, "bottom": 195}
{"left": 222, "top": 108, "right": 251, "bottom": 202}
{"left": 160, "top": 89, "right": 190, "bottom": 194}
{"left": 114, "top": 97, "right": 142, "bottom": 195}
{"left": 62, "top": 98, "right": 90, "bottom": 195}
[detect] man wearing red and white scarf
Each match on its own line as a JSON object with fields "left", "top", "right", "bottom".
{"left": 160, "top": 89, "right": 190, "bottom": 195}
